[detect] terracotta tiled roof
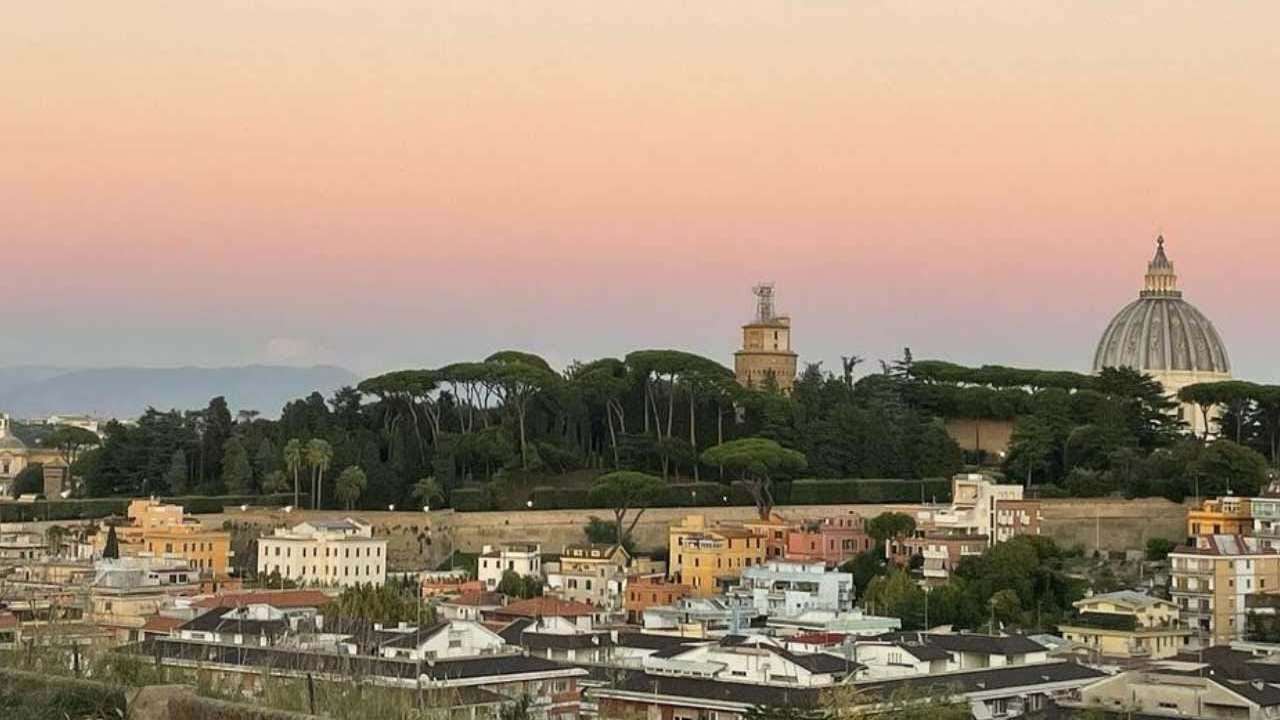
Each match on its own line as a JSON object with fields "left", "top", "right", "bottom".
{"left": 445, "top": 591, "right": 505, "bottom": 607}
{"left": 788, "top": 632, "right": 846, "bottom": 646}
{"left": 492, "top": 597, "right": 595, "bottom": 618}
{"left": 193, "top": 590, "right": 333, "bottom": 609}
{"left": 141, "top": 615, "right": 186, "bottom": 634}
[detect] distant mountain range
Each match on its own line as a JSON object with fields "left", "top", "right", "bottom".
{"left": 0, "top": 365, "right": 360, "bottom": 420}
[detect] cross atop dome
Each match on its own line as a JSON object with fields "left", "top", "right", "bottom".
{"left": 1142, "top": 234, "right": 1180, "bottom": 297}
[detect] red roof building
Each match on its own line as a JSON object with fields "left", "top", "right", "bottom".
{"left": 489, "top": 597, "right": 596, "bottom": 619}
{"left": 192, "top": 589, "right": 333, "bottom": 610}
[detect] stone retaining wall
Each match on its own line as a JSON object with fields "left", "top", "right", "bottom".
{"left": 207, "top": 495, "right": 1189, "bottom": 571}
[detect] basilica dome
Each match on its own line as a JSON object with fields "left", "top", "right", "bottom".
{"left": 1092, "top": 236, "right": 1231, "bottom": 377}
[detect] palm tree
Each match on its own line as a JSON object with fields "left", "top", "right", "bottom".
{"left": 283, "top": 439, "right": 304, "bottom": 507}
{"left": 305, "top": 439, "right": 333, "bottom": 510}
{"left": 334, "top": 466, "right": 367, "bottom": 511}
{"left": 411, "top": 477, "right": 444, "bottom": 508}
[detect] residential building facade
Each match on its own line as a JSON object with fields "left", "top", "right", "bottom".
{"left": 1058, "top": 590, "right": 1191, "bottom": 659}
{"left": 624, "top": 576, "right": 691, "bottom": 624}
{"left": 733, "top": 560, "right": 854, "bottom": 616}
{"left": 93, "top": 500, "right": 233, "bottom": 576}
{"left": 1188, "top": 496, "right": 1253, "bottom": 540}
{"left": 669, "top": 515, "right": 767, "bottom": 597}
{"left": 478, "top": 543, "right": 542, "bottom": 591}
{"left": 546, "top": 544, "right": 630, "bottom": 608}
{"left": 1170, "top": 535, "right": 1280, "bottom": 645}
{"left": 256, "top": 518, "right": 387, "bottom": 588}
{"left": 785, "top": 515, "right": 873, "bottom": 567}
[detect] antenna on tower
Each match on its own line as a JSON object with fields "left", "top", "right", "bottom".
{"left": 752, "top": 282, "right": 776, "bottom": 323}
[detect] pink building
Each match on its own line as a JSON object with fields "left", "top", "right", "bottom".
{"left": 785, "top": 515, "right": 874, "bottom": 567}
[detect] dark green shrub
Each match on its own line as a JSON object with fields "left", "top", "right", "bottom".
{"left": 449, "top": 486, "right": 493, "bottom": 512}
{"left": 788, "top": 478, "right": 951, "bottom": 505}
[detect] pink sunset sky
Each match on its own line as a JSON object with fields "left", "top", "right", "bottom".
{"left": 3, "top": 2, "right": 1278, "bottom": 380}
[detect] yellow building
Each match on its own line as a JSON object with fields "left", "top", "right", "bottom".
{"left": 734, "top": 283, "right": 798, "bottom": 393}
{"left": 741, "top": 514, "right": 791, "bottom": 560}
{"left": 1188, "top": 496, "right": 1253, "bottom": 540}
{"left": 94, "top": 500, "right": 233, "bottom": 576}
{"left": 1170, "top": 535, "right": 1280, "bottom": 646}
{"left": 668, "top": 515, "right": 766, "bottom": 597}
{"left": 1059, "top": 590, "right": 1191, "bottom": 659}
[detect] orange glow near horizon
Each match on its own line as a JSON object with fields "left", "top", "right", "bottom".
{"left": 2, "top": 2, "right": 1278, "bottom": 377}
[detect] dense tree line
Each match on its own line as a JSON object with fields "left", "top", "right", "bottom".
{"left": 73, "top": 346, "right": 1275, "bottom": 509}
{"left": 75, "top": 349, "right": 965, "bottom": 510}
{"left": 912, "top": 360, "right": 1275, "bottom": 501}
{"left": 854, "top": 533, "right": 1086, "bottom": 632}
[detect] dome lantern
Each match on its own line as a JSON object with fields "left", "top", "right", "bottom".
{"left": 1141, "top": 235, "right": 1181, "bottom": 298}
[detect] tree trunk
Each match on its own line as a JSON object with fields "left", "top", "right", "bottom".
{"left": 614, "top": 399, "right": 627, "bottom": 434}
{"left": 749, "top": 476, "right": 773, "bottom": 520}
{"left": 717, "top": 407, "right": 725, "bottom": 481}
{"left": 625, "top": 507, "right": 647, "bottom": 543}
{"left": 666, "top": 377, "right": 675, "bottom": 440}
{"left": 690, "top": 388, "right": 699, "bottom": 481}
{"left": 606, "top": 408, "right": 619, "bottom": 468}
{"left": 518, "top": 405, "right": 529, "bottom": 470}
{"left": 643, "top": 383, "right": 650, "bottom": 435}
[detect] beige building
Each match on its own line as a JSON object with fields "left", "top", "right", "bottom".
{"left": 256, "top": 518, "right": 387, "bottom": 588}
{"left": 910, "top": 473, "right": 1041, "bottom": 544}
{"left": 0, "top": 524, "right": 48, "bottom": 565}
{"left": 1072, "top": 667, "right": 1280, "bottom": 720}
{"left": 1170, "top": 535, "right": 1280, "bottom": 646}
{"left": 1093, "top": 236, "right": 1231, "bottom": 436}
{"left": 546, "top": 543, "right": 631, "bottom": 608}
{"left": 1059, "top": 590, "right": 1191, "bottom": 659}
{"left": 90, "top": 556, "right": 201, "bottom": 643}
{"left": 734, "top": 283, "right": 798, "bottom": 393}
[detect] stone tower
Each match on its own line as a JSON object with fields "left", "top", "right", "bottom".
{"left": 734, "top": 283, "right": 798, "bottom": 393}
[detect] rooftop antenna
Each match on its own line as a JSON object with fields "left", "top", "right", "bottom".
{"left": 752, "top": 283, "right": 776, "bottom": 323}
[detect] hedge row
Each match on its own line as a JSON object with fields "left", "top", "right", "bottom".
{"left": 525, "top": 482, "right": 756, "bottom": 511}
{"left": 449, "top": 487, "right": 494, "bottom": 512}
{"left": 789, "top": 478, "right": 951, "bottom": 505}
{"left": 0, "top": 493, "right": 307, "bottom": 523}
{"left": 449, "top": 478, "right": 947, "bottom": 512}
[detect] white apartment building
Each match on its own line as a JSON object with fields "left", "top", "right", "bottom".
{"left": 478, "top": 543, "right": 541, "bottom": 591}
{"left": 912, "top": 473, "right": 1041, "bottom": 545}
{"left": 374, "top": 620, "right": 508, "bottom": 661}
{"left": 256, "top": 519, "right": 386, "bottom": 588}
{"left": 733, "top": 560, "right": 854, "bottom": 617}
